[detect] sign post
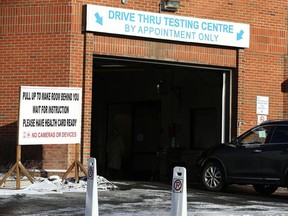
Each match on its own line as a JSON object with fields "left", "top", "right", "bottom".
{"left": 85, "top": 157, "right": 99, "bottom": 216}
{"left": 171, "top": 166, "right": 187, "bottom": 216}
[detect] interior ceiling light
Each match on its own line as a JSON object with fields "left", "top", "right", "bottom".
{"left": 161, "top": 0, "right": 180, "bottom": 12}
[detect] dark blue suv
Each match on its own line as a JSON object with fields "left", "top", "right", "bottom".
{"left": 197, "top": 119, "right": 288, "bottom": 195}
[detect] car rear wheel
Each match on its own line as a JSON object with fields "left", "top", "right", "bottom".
{"left": 202, "top": 162, "right": 226, "bottom": 192}
{"left": 253, "top": 184, "right": 278, "bottom": 195}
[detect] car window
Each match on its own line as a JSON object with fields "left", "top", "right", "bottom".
{"left": 270, "top": 126, "right": 288, "bottom": 143}
{"left": 239, "top": 126, "right": 272, "bottom": 145}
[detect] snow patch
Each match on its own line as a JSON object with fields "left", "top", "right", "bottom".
{"left": 0, "top": 174, "right": 118, "bottom": 196}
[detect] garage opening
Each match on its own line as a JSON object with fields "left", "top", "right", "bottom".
{"left": 91, "top": 56, "right": 231, "bottom": 182}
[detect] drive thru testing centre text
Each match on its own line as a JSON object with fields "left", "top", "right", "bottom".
{"left": 85, "top": 5, "right": 250, "bottom": 48}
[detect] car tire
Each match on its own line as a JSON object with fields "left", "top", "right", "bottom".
{"left": 202, "top": 162, "right": 226, "bottom": 192}
{"left": 252, "top": 184, "right": 278, "bottom": 195}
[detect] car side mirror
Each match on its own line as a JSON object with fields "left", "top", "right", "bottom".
{"left": 232, "top": 137, "right": 241, "bottom": 147}
{"left": 231, "top": 137, "right": 237, "bottom": 144}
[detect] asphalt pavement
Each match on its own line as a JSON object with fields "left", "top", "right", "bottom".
{"left": 1, "top": 181, "right": 288, "bottom": 215}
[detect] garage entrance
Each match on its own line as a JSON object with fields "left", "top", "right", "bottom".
{"left": 91, "top": 56, "right": 231, "bottom": 182}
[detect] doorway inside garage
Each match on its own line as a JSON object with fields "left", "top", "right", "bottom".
{"left": 90, "top": 56, "right": 231, "bottom": 182}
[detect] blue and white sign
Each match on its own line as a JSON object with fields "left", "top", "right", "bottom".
{"left": 85, "top": 5, "right": 250, "bottom": 48}
{"left": 257, "top": 96, "right": 269, "bottom": 115}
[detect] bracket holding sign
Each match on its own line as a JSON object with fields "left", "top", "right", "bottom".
{"left": 0, "top": 146, "right": 34, "bottom": 189}
{"left": 62, "top": 143, "right": 88, "bottom": 182}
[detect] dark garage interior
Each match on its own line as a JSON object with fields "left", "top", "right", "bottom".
{"left": 90, "top": 56, "right": 231, "bottom": 182}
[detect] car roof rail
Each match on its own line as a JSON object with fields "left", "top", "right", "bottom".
{"left": 260, "top": 118, "right": 288, "bottom": 125}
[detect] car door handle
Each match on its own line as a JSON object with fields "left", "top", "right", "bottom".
{"left": 253, "top": 149, "right": 262, "bottom": 153}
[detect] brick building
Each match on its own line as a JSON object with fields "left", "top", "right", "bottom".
{"left": 0, "top": 0, "right": 287, "bottom": 181}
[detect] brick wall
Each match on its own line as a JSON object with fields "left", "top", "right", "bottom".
{"left": 235, "top": 1, "right": 287, "bottom": 133}
{"left": 0, "top": 0, "right": 73, "bottom": 170}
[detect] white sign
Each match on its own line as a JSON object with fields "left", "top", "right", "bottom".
{"left": 258, "top": 115, "right": 267, "bottom": 125}
{"left": 18, "top": 86, "right": 82, "bottom": 145}
{"left": 85, "top": 5, "right": 250, "bottom": 48}
{"left": 256, "top": 96, "right": 269, "bottom": 115}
